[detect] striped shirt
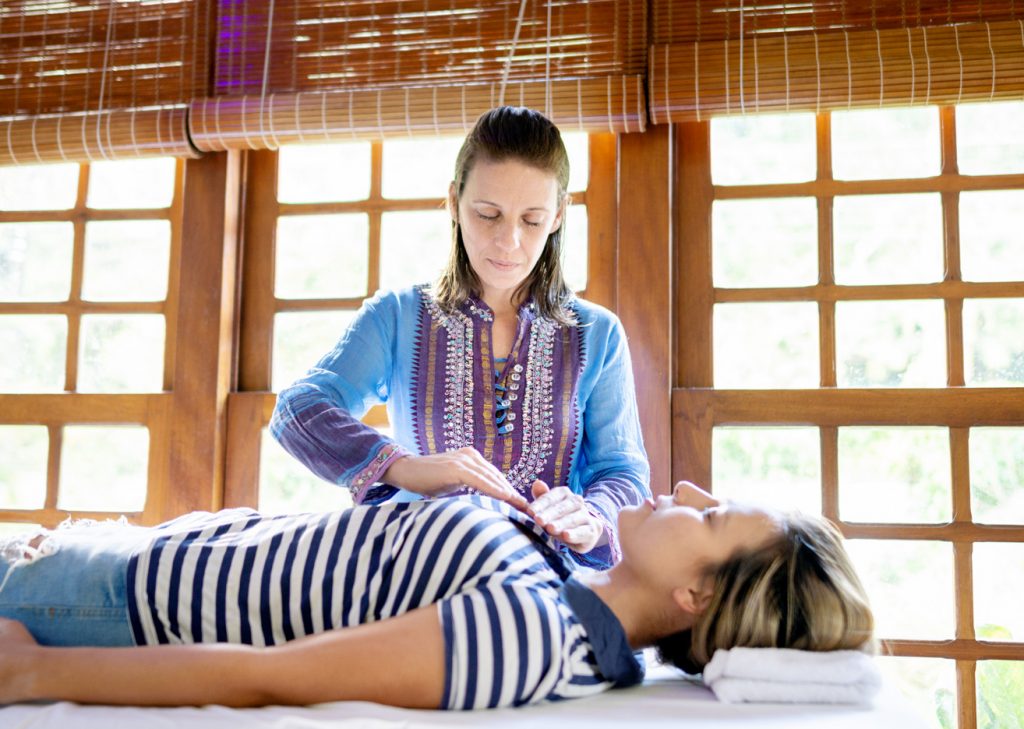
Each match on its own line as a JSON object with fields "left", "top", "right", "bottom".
{"left": 125, "top": 495, "right": 644, "bottom": 709}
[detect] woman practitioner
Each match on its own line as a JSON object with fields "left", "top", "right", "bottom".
{"left": 0, "top": 482, "right": 873, "bottom": 710}
{"left": 271, "top": 106, "right": 649, "bottom": 569}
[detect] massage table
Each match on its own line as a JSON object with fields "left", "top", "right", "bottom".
{"left": 0, "top": 658, "right": 929, "bottom": 728}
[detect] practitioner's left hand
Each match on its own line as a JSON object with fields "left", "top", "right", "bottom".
{"left": 528, "top": 481, "right": 604, "bottom": 554}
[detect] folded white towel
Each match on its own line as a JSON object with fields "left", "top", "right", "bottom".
{"left": 702, "top": 647, "right": 882, "bottom": 704}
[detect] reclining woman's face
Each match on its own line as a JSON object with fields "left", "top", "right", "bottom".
{"left": 617, "top": 481, "right": 782, "bottom": 597}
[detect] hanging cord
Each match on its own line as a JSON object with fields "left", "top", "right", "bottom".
{"left": 95, "top": 0, "right": 117, "bottom": 159}
{"left": 545, "top": 0, "right": 552, "bottom": 117}
{"left": 259, "top": 0, "right": 277, "bottom": 148}
{"left": 739, "top": 0, "right": 745, "bottom": 113}
{"left": 499, "top": 0, "right": 530, "bottom": 106}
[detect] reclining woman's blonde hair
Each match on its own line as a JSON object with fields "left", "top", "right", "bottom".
{"left": 657, "top": 513, "right": 875, "bottom": 674}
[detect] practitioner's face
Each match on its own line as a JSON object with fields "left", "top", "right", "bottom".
{"left": 449, "top": 157, "right": 564, "bottom": 306}
{"left": 618, "top": 481, "right": 781, "bottom": 598}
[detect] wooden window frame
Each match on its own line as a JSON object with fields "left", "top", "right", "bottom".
{"left": 0, "top": 152, "right": 241, "bottom": 527}
{"left": 672, "top": 109, "right": 1024, "bottom": 729}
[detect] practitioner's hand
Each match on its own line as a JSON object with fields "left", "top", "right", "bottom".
{"left": 528, "top": 481, "right": 604, "bottom": 554}
{"left": 382, "top": 447, "right": 528, "bottom": 511}
{"left": 0, "top": 617, "right": 40, "bottom": 703}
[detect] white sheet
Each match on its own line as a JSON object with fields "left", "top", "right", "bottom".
{"left": 0, "top": 662, "right": 929, "bottom": 729}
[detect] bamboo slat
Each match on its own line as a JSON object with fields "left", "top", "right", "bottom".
{"left": 652, "top": 1, "right": 1024, "bottom": 44}
{"left": 650, "top": 19, "right": 1024, "bottom": 122}
{"left": 0, "top": 0, "right": 210, "bottom": 116}
{"left": 189, "top": 76, "right": 647, "bottom": 150}
{"left": 213, "top": 0, "right": 646, "bottom": 96}
{"left": 0, "top": 106, "right": 197, "bottom": 166}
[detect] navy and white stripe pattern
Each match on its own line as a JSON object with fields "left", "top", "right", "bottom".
{"left": 125, "top": 496, "right": 625, "bottom": 709}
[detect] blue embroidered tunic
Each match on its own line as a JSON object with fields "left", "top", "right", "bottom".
{"left": 270, "top": 285, "right": 650, "bottom": 569}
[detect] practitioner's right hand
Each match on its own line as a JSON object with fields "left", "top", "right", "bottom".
{"left": 382, "top": 447, "right": 528, "bottom": 511}
{"left": 0, "top": 617, "right": 39, "bottom": 703}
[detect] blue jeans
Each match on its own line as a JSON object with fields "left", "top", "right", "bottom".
{"left": 0, "top": 521, "right": 145, "bottom": 647}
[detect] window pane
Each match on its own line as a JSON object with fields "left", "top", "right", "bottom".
{"left": 562, "top": 132, "right": 589, "bottom": 193}
{"left": 58, "top": 425, "right": 148, "bottom": 512}
{"left": 877, "top": 657, "right": 956, "bottom": 729}
{"left": 87, "top": 158, "right": 176, "bottom": 209}
{"left": 712, "top": 198, "right": 817, "bottom": 288}
{"left": 838, "top": 427, "right": 951, "bottom": 523}
{"left": 0, "top": 314, "right": 66, "bottom": 392}
{"left": 272, "top": 310, "right": 357, "bottom": 392}
{"left": 712, "top": 427, "right": 821, "bottom": 513}
{"left": 845, "top": 539, "right": 954, "bottom": 640}
{"left": 978, "top": 660, "right": 1024, "bottom": 729}
{"left": 0, "top": 162, "right": 78, "bottom": 211}
{"left": 831, "top": 107, "right": 940, "bottom": 180}
{"left": 957, "top": 101, "right": 1024, "bottom": 176}
{"left": 82, "top": 221, "right": 171, "bottom": 302}
{"left": 278, "top": 142, "right": 371, "bottom": 203}
{"left": 714, "top": 302, "right": 819, "bottom": 388}
{"left": 960, "top": 190, "right": 1024, "bottom": 282}
{"left": 833, "top": 193, "right": 943, "bottom": 284}
{"left": 78, "top": 314, "right": 165, "bottom": 393}
{"left": 380, "top": 210, "right": 449, "bottom": 291}
{"left": 964, "top": 298, "right": 1024, "bottom": 386}
{"left": 258, "top": 428, "right": 352, "bottom": 514}
{"left": 563, "top": 204, "right": 588, "bottom": 293}
{"left": 275, "top": 214, "right": 368, "bottom": 299}
{"left": 836, "top": 300, "right": 946, "bottom": 387}
{"left": 0, "top": 222, "right": 73, "bottom": 301}
{"left": 0, "top": 523, "right": 43, "bottom": 537}
{"left": 710, "top": 113, "right": 816, "bottom": 185}
{"left": 382, "top": 137, "right": 463, "bottom": 199}
{"left": 970, "top": 427, "right": 1024, "bottom": 525}
{"left": 0, "top": 425, "right": 48, "bottom": 509}
{"left": 974, "top": 543, "right": 1024, "bottom": 643}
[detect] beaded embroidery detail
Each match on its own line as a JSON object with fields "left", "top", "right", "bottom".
{"left": 415, "top": 287, "right": 568, "bottom": 496}
{"left": 420, "top": 289, "right": 476, "bottom": 452}
{"left": 350, "top": 442, "right": 405, "bottom": 492}
{"left": 505, "top": 316, "right": 559, "bottom": 493}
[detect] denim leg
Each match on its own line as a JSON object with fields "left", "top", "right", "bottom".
{"left": 0, "top": 523, "right": 147, "bottom": 647}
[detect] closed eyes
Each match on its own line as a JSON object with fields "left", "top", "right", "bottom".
{"left": 474, "top": 210, "right": 543, "bottom": 227}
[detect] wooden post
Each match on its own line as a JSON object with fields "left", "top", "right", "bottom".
{"left": 617, "top": 127, "right": 673, "bottom": 495}
{"left": 162, "top": 151, "right": 243, "bottom": 516}
{"left": 673, "top": 121, "right": 714, "bottom": 489}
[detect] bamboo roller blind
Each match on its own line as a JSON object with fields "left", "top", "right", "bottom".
{"left": 7, "top": 1, "right": 1024, "bottom": 162}
{"left": 216, "top": 0, "right": 645, "bottom": 94}
{"left": 200, "top": 0, "right": 648, "bottom": 147}
{"left": 0, "top": 0, "right": 210, "bottom": 163}
{"left": 648, "top": 0, "right": 1024, "bottom": 122}
{"left": 191, "top": 77, "right": 647, "bottom": 150}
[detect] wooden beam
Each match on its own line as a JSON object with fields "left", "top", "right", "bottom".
{"left": 582, "top": 132, "right": 617, "bottom": 311}
{"left": 164, "top": 151, "right": 242, "bottom": 516}
{"left": 238, "top": 150, "right": 277, "bottom": 391}
{"left": 618, "top": 127, "right": 672, "bottom": 495}
{"left": 0, "top": 394, "right": 160, "bottom": 422}
{"left": 673, "top": 388, "right": 1024, "bottom": 426}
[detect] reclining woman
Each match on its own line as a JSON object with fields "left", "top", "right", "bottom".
{"left": 0, "top": 481, "right": 873, "bottom": 710}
